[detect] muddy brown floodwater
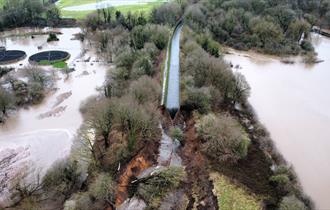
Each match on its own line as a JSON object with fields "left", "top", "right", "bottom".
{"left": 0, "top": 28, "right": 107, "bottom": 206}
{"left": 225, "top": 34, "right": 330, "bottom": 209}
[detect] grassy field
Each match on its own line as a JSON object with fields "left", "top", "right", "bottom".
{"left": 210, "top": 172, "right": 262, "bottom": 210}
{"left": 57, "top": 0, "right": 164, "bottom": 19}
{"left": 56, "top": 0, "right": 98, "bottom": 8}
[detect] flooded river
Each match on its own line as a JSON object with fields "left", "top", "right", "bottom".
{"left": 225, "top": 34, "right": 330, "bottom": 209}
{"left": 0, "top": 28, "right": 107, "bottom": 205}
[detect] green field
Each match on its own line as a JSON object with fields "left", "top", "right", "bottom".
{"left": 210, "top": 172, "right": 262, "bottom": 210}
{"left": 57, "top": 0, "right": 165, "bottom": 19}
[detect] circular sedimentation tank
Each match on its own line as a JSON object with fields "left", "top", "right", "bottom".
{"left": 29, "top": 50, "right": 70, "bottom": 64}
{"left": 0, "top": 50, "right": 27, "bottom": 65}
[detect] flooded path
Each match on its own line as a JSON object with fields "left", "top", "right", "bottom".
{"left": 225, "top": 34, "right": 330, "bottom": 209}
{"left": 0, "top": 28, "right": 107, "bottom": 205}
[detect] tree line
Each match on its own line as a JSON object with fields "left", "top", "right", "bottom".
{"left": 0, "top": 0, "right": 61, "bottom": 30}
{"left": 185, "top": 0, "right": 330, "bottom": 55}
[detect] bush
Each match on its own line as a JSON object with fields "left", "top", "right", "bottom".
{"left": 111, "top": 96, "right": 159, "bottom": 151}
{"left": 47, "top": 33, "right": 59, "bottom": 42}
{"left": 301, "top": 40, "right": 314, "bottom": 51}
{"left": 43, "top": 160, "right": 81, "bottom": 198}
{"left": 197, "top": 114, "right": 250, "bottom": 163}
{"left": 279, "top": 195, "right": 307, "bottom": 210}
{"left": 89, "top": 173, "right": 116, "bottom": 204}
{"left": 182, "top": 86, "right": 211, "bottom": 114}
{"left": 0, "top": 87, "right": 15, "bottom": 118}
{"left": 150, "top": 3, "right": 182, "bottom": 26}
{"left": 169, "top": 127, "right": 184, "bottom": 142}
{"left": 131, "top": 56, "right": 154, "bottom": 78}
{"left": 137, "top": 167, "right": 186, "bottom": 208}
{"left": 28, "top": 82, "right": 45, "bottom": 104}
{"left": 129, "top": 76, "right": 161, "bottom": 104}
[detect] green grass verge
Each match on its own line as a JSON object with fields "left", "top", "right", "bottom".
{"left": 52, "top": 61, "right": 68, "bottom": 69}
{"left": 56, "top": 0, "right": 97, "bottom": 8}
{"left": 210, "top": 172, "right": 262, "bottom": 210}
{"left": 38, "top": 60, "right": 68, "bottom": 69}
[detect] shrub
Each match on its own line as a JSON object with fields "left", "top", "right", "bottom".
{"left": 182, "top": 86, "right": 211, "bottom": 114}
{"left": 0, "top": 87, "right": 15, "bottom": 117}
{"left": 279, "top": 195, "right": 307, "bottom": 210}
{"left": 131, "top": 56, "right": 154, "bottom": 78}
{"left": 89, "top": 173, "right": 116, "bottom": 204}
{"left": 47, "top": 33, "right": 59, "bottom": 42}
{"left": 169, "top": 127, "right": 184, "bottom": 142}
{"left": 111, "top": 96, "right": 159, "bottom": 151}
{"left": 301, "top": 40, "right": 314, "bottom": 51}
{"left": 137, "top": 167, "right": 186, "bottom": 208}
{"left": 129, "top": 76, "right": 161, "bottom": 104}
{"left": 150, "top": 3, "right": 182, "bottom": 26}
{"left": 43, "top": 160, "right": 81, "bottom": 198}
{"left": 24, "top": 66, "right": 50, "bottom": 88}
{"left": 85, "top": 99, "right": 113, "bottom": 148}
{"left": 28, "top": 82, "right": 45, "bottom": 104}
{"left": 141, "top": 42, "right": 160, "bottom": 60}
{"left": 197, "top": 114, "right": 250, "bottom": 163}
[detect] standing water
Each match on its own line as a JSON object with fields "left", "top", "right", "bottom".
{"left": 0, "top": 28, "right": 107, "bottom": 206}
{"left": 225, "top": 34, "right": 330, "bottom": 209}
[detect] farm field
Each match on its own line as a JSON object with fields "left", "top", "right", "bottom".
{"left": 57, "top": 0, "right": 165, "bottom": 19}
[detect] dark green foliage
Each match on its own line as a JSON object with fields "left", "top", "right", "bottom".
{"left": 47, "top": 33, "right": 59, "bottom": 42}
{"left": 301, "top": 40, "right": 314, "bottom": 51}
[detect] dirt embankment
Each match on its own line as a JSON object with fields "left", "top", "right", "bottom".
{"left": 179, "top": 112, "right": 219, "bottom": 210}
{"left": 112, "top": 134, "right": 160, "bottom": 208}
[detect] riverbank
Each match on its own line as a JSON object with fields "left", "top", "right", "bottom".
{"left": 225, "top": 33, "right": 330, "bottom": 209}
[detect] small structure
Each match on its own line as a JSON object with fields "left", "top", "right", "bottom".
{"left": 29, "top": 50, "right": 70, "bottom": 64}
{"left": 0, "top": 49, "right": 27, "bottom": 65}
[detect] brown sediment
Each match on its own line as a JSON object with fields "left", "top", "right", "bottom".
{"left": 179, "top": 112, "right": 219, "bottom": 210}
{"left": 114, "top": 154, "right": 152, "bottom": 207}
{"left": 113, "top": 132, "right": 160, "bottom": 208}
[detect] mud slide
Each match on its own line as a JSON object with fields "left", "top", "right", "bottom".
{"left": 180, "top": 114, "right": 218, "bottom": 210}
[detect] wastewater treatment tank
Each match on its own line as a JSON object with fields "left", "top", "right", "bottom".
{"left": 0, "top": 49, "right": 27, "bottom": 65}
{"left": 29, "top": 50, "right": 70, "bottom": 64}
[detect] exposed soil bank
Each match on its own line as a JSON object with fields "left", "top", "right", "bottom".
{"left": 113, "top": 133, "right": 160, "bottom": 208}
{"left": 179, "top": 111, "right": 218, "bottom": 210}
